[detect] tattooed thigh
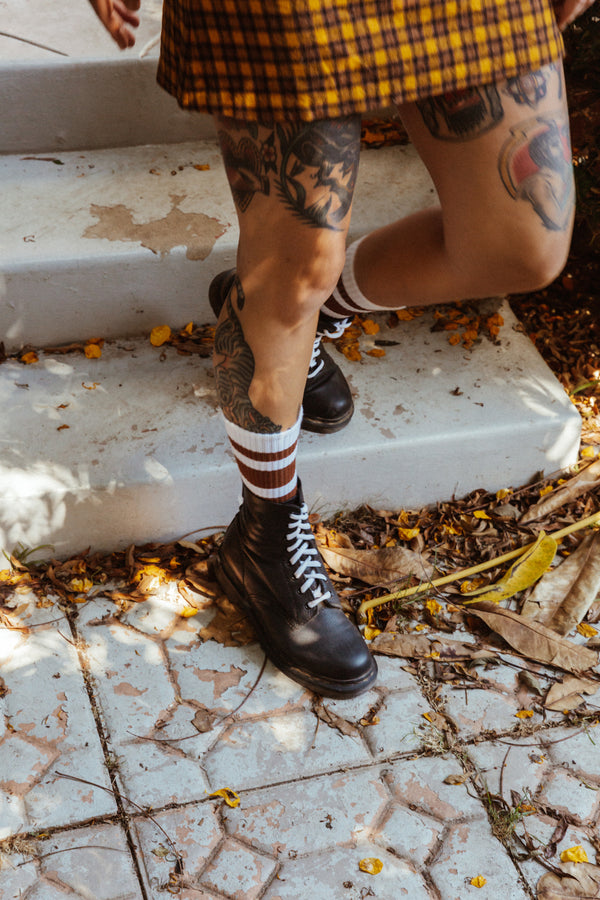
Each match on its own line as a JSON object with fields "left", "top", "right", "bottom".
{"left": 415, "top": 63, "right": 564, "bottom": 141}
{"left": 498, "top": 111, "right": 574, "bottom": 232}
{"left": 216, "top": 115, "right": 361, "bottom": 229}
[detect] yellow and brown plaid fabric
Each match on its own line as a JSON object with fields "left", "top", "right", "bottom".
{"left": 157, "top": 0, "right": 563, "bottom": 122}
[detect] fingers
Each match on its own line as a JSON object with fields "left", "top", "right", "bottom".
{"left": 555, "top": 0, "right": 596, "bottom": 29}
{"left": 87, "top": 0, "right": 139, "bottom": 48}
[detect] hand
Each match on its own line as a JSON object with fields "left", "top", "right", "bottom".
{"left": 87, "top": 0, "right": 141, "bottom": 49}
{"left": 554, "top": 0, "right": 596, "bottom": 29}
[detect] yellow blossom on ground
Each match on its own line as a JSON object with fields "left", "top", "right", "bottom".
{"left": 397, "top": 526, "right": 420, "bottom": 540}
{"left": 21, "top": 351, "right": 39, "bottom": 364}
{"left": 150, "top": 325, "right": 172, "bottom": 347}
{"left": 361, "top": 318, "right": 380, "bottom": 335}
{"left": 366, "top": 348, "right": 386, "bottom": 358}
{"left": 577, "top": 623, "right": 598, "bottom": 638}
{"left": 425, "top": 599, "right": 443, "bottom": 615}
{"left": 470, "top": 875, "right": 487, "bottom": 888}
{"left": 69, "top": 577, "right": 94, "bottom": 593}
{"left": 359, "top": 858, "right": 383, "bottom": 875}
{"left": 561, "top": 846, "right": 588, "bottom": 864}
{"left": 364, "top": 625, "right": 382, "bottom": 641}
{"left": 581, "top": 446, "right": 598, "bottom": 458}
{"left": 180, "top": 607, "right": 199, "bottom": 617}
{"left": 516, "top": 710, "right": 534, "bottom": 719}
{"left": 85, "top": 343, "right": 102, "bottom": 359}
{"left": 496, "top": 488, "right": 511, "bottom": 500}
{"left": 208, "top": 788, "right": 240, "bottom": 808}
{"left": 539, "top": 484, "right": 554, "bottom": 497}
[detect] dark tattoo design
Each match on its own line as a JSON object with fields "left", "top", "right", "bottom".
{"left": 218, "top": 131, "right": 271, "bottom": 212}
{"left": 213, "top": 277, "right": 281, "bottom": 433}
{"left": 498, "top": 115, "right": 574, "bottom": 231}
{"left": 217, "top": 116, "right": 360, "bottom": 229}
{"left": 504, "top": 64, "right": 564, "bottom": 108}
{"left": 416, "top": 86, "right": 504, "bottom": 140}
{"left": 275, "top": 118, "right": 361, "bottom": 228}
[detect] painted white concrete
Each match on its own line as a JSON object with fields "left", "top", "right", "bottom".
{"left": 0, "top": 142, "right": 437, "bottom": 351}
{"left": 0, "top": 301, "right": 580, "bottom": 557}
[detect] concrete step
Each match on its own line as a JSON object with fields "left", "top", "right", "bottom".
{"left": 1, "top": 141, "right": 437, "bottom": 351}
{"left": 0, "top": 299, "right": 580, "bottom": 558}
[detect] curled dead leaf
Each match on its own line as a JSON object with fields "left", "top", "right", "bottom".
{"left": 462, "top": 532, "right": 557, "bottom": 604}
{"left": 521, "top": 460, "right": 600, "bottom": 524}
{"left": 537, "top": 862, "right": 600, "bottom": 899}
{"left": 521, "top": 532, "right": 600, "bottom": 636}
{"left": 318, "top": 538, "right": 432, "bottom": 586}
{"left": 467, "top": 601, "right": 598, "bottom": 673}
{"left": 544, "top": 675, "right": 600, "bottom": 711}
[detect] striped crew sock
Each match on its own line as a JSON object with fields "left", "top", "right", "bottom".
{"left": 222, "top": 410, "right": 301, "bottom": 503}
{"left": 321, "top": 237, "right": 406, "bottom": 319}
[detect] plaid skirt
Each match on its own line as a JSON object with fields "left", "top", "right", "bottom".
{"left": 157, "top": 0, "right": 563, "bottom": 122}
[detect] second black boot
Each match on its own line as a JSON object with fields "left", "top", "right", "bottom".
{"left": 212, "top": 481, "right": 377, "bottom": 698}
{"left": 209, "top": 269, "right": 354, "bottom": 434}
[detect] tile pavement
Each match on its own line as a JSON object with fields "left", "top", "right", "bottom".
{"left": 1, "top": 582, "right": 599, "bottom": 899}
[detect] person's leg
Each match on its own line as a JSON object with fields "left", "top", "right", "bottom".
{"left": 323, "top": 62, "right": 574, "bottom": 317}
{"left": 211, "top": 114, "right": 377, "bottom": 697}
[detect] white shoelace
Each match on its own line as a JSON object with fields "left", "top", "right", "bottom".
{"left": 287, "top": 504, "right": 332, "bottom": 608}
{"left": 307, "top": 317, "right": 352, "bottom": 380}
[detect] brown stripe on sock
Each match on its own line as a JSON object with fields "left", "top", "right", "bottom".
{"left": 235, "top": 458, "right": 297, "bottom": 493}
{"left": 229, "top": 437, "right": 298, "bottom": 463}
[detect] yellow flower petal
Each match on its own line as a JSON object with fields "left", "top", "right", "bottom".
{"left": 359, "top": 858, "right": 383, "bottom": 875}
{"left": 470, "top": 875, "right": 487, "bottom": 888}
{"left": 208, "top": 787, "right": 240, "bottom": 808}
{"left": 361, "top": 318, "right": 380, "bottom": 335}
{"left": 560, "top": 845, "right": 588, "bottom": 864}
{"left": 516, "top": 710, "right": 534, "bottom": 719}
{"left": 364, "top": 625, "right": 382, "bottom": 641}
{"left": 397, "top": 526, "right": 420, "bottom": 540}
{"left": 150, "top": 325, "right": 172, "bottom": 347}
{"left": 473, "top": 510, "right": 491, "bottom": 519}
{"left": 180, "top": 606, "right": 199, "bottom": 618}
{"left": 577, "top": 623, "right": 598, "bottom": 638}
{"left": 21, "top": 351, "right": 39, "bottom": 364}
{"left": 85, "top": 343, "right": 102, "bottom": 359}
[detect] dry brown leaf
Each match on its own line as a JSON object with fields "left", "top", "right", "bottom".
{"left": 521, "top": 460, "right": 600, "bottom": 524}
{"left": 191, "top": 707, "right": 218, "bottom": 733}
{"left": 318, "top": 540, "right": 433, "bottom": 586}
{"left": 544, "top": 674, "right": 600, "bottom": 710}
{"left": 537, "top": 862, "right": 600, "bottom": 899}
{"left": 370, "top": 631, "right": 496, "bottom": 662}
{"left": 468, "top": 601, "right": 598, "bottom": 673}
{"left": 312, "top": 698, "right": 360, "bottom": 737}
{"left": 521, "top": 533, "right": 600, "bottom": 635}
{"left": 198, "top": 598, "right": 255, "bottom": 647}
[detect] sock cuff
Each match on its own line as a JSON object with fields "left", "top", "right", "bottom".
{"left": 222, "top": 409, "right": 302, "bottom": 454}
{"left": 331, "top": 235, "right": 406, "bottom": 314}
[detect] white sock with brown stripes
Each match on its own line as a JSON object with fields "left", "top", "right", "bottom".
{"left": 321, "top": 236, "right": 406, "bottom": 319}
{"left": 222, "top": 410, "right": 301, "bottom": 503}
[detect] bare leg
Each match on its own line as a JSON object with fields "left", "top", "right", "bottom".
{"left": 350, "top": 63, "right": 575, "bottom": 309}
{"left": 213, "top": 115, "right": 361, "bottom": 431}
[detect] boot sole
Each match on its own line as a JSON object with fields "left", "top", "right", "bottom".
{"left": 302, "top": 404, "right": 354, "bottom": 434}
{"left": 211, "top": 552, "right": 377, "bottom": 699}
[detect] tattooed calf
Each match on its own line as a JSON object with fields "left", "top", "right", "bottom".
{"left": 213, "top": 277, "right": 281, "bottom": 433}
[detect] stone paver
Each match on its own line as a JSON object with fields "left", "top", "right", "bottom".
{"left": 2, "top": 580, "right": 599, "bottom": 900}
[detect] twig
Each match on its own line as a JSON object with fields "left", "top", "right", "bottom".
{"left": 128, "top": 655, "right": 267, "bottom": 744}
{"left": 357, "top": 510, "right": 600, "bottom": 619}
{"left": 53, "top": 771, "right": 182, "bottom": 866}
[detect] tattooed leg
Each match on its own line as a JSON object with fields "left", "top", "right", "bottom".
{"left": 213, "top": 115, "right": 360, "bottom": 431}
{"left": 328, "top": 62, "right": 573, "bottom": 311}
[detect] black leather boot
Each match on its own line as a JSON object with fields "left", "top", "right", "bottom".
{"left": 208, "top": 269, "right": 354, "bottom": 434}
{"left": 212, "top": 482, "right": 377, "bottom": 698}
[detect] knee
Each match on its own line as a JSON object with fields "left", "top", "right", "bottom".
{"left": 240, "top": 233, "right": 346, "bottom": 325}
{"left": 502, "top": 229, "right": 572, "bottom": 293}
